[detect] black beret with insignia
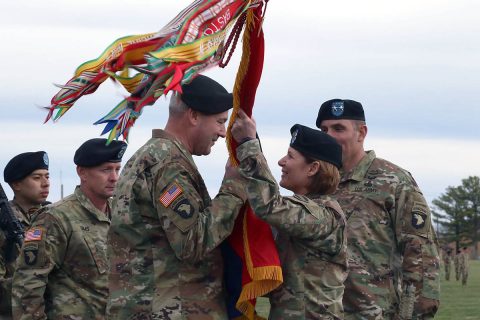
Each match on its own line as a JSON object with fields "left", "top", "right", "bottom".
{"left": 74, "top": 138, "right": 127, "bottom": 167}
{"left": 316, "top": 99, "right": 365, "bottom": 128}
{"left": 4, "top": 151, "right": 49, "bottom": 183}
{"left": 290, "top": 124, "right": 342, "bottom": 169}
{"left": 180, "top": 75, "right": 233, "bottom": 115}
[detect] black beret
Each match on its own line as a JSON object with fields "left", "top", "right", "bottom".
{"left": 290, "top": 124, "right": 342, "bottom": 169}
{"left": 4, "top": 151, "right": 49, "bottom": 183}
{"left": 316, "top": 99, "right": 365, "bottom": 128}
{"left": 74, "top": 138, "right": 127, "bottom": 167}
{"left": 180, "top": 75, "right": 233, "bottom": 115}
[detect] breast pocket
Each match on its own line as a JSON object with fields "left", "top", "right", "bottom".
{"left": 84, "top": 234, "right": 108, "bottom": 274}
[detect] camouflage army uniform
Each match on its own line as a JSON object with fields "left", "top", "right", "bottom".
{"left": 236, "top": 140, "right": 348, "bottom": 320}
{"left": 0, "top": 229, "right": 9, "bottom": 318}
{"left": 333, "top": 151, "right": 440, "bottom": 320}
{"left": 0, "top": 201, "right": 42, "bottom": 319}
{"left": 9, "top": 200, "right": 41, "bottom": 230}
{"left": 443, "top": 253, "right": 451, "bottom": 281}
{"left": 12, "top": 186, "right": 110, "bottom": 320}
{"left": 107, "top": 129, "right": 245, "bottom": 319}
{"left": 460, "top": 252, "right": 469, "bottom": 286}
{"left": 454, "top": 252, "right": 460, "bottom": 281}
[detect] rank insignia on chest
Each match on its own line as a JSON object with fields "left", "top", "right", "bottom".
{"left": 159, "top": 182, "right": 183, "bottom": 207}
{"left": 412, "top": 212, "right": 427, "bottom": 229}
{"left": 25, "top": 227, "right": 43, "bottom": 242}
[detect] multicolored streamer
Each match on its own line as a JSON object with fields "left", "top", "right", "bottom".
{"left": 45, "top": 0, "right": 263, "bottom": 142}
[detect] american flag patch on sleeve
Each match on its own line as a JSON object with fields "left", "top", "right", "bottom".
{"left": 25, "top": 228, "right": 43, "bottom": 242}
{"left": 159, "top": 183, "right": 183, "bottom": 208}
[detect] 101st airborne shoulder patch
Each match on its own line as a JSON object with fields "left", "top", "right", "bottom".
{"left": 23, "top": 242, "right": 40, "bottom": 266}
{"left": 412, "top": 211, "right": 427, "bottom": 229}
{"left": 159, "top": 182, "right": 183, "bottom": 208}
{"left": 173, "top": 198, "right": 194, "bottom": 219}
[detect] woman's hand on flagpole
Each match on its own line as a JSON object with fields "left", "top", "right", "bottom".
{"left": 231, "top": 109, "right": 256, "bottom": 144}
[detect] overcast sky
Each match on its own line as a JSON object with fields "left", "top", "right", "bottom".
{"left": 1, "top": 0, "right": 479, "bottom": 205}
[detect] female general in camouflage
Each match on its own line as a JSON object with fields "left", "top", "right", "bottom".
{"left": 231, "top": 118, "right": 348, "bottom": 320}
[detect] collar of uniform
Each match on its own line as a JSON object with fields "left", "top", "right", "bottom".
{"left": 10, "top": 199, "right": 27, "bottom": 216}
{"left": 151, "top": 129, "right": 197, "bottom": 170}
{"left": 10, "top": 199, "right": 36, "bottom": 225}
{"left": 340, "top": 150, "right": 376, "bottom": 182}
{"left": 74, "top": 186, "right": 111, "bottom": 223}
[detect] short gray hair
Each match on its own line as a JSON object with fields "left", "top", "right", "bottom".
{"left": 169, "top": 92, "right": 189, "bottom": 117}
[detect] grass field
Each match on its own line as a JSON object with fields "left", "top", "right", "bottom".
{"left": 255, "top": 260, "right": 480, "bottom": 319}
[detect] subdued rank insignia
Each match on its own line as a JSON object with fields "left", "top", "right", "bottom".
{"left": 412, "top": 212, "right": 427, "bottom": 229}
{"left": 174, "top": 198, "right": 194, "bottom": 219}
{"left": 23, "top": 244, "right": 39, "bottom": 266}
{"left": 291, "top": 130, "right": 298, "bottom": 144}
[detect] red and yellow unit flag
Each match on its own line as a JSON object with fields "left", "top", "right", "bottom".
{"left": 223, "top": 2, "right": 283, "bottom": 319}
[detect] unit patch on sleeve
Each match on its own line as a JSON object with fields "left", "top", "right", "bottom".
{"left": 23, "top": 243, "right": 39, "bottom": 265}
{"left": 25, "top": 227, "right": 43, "bottom": 242}
{"left": 159, "top": 182, "right": 183, "bottom": 207}
{"left": 412, "top": 212, "right": 427, "bottom": 229}
{"left": 173, "top": 198, "right": 195, "bottom": 219}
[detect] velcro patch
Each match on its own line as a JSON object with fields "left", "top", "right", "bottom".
{"left": 412, "top": 212, "right": 427, "bottom": 229}
{"left": 23, "top": 243, "right": 39, "bottom": 265}
{"left": 25, "top": 227, "right": 43, "bottom": 242}
{"left": 159, "top": 183, "right": 183, "bottom": 208}
{"left": 174, "top": 198, "right": 195, "bottom": 219}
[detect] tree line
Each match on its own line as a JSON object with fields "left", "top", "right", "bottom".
{"left": 432, "top": 176, "right": 479, "bottom": 259}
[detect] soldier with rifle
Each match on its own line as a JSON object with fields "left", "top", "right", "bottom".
{"left": 1, "top": 151, "right": 50, "bottom": 318}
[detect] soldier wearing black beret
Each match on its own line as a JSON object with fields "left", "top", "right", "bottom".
{"left": 290, "top": 124, "right": 342, "bottom": 169}
{"left": 74, "top": 138, "right": 127, "bottom": 167}
{"left": 106, "top": 74, "right": 249, "bottom": 318}
{"left": 12, "top": 138, "right": 127, "bottom": 319}
{"left": 229, "top": 113, "right": 348, "bottom": 319}
{"left": 316, "top": 98, "right": 440, "bottom": 319}
{"left": 3, "top": 151, "right": 50, "bottom": 226}
{"left": 316, "top": 98, "right": 365, "bottom": 128}
{"left": 2, "top": 151, "right": 51, "bottom": 318}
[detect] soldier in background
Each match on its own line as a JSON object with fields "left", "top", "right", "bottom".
{"left": 443, "top": 249, "right": 452, "bottom": 281}
{"left": 460, "top": 247, "right": 470, "bottom": 286}
{"left": 317, "top": 99, "right": 440, "bottom": 319}
{"left": 107, "top": 75, "right": 247, "bottom": 319}
{"left": 454, "top": 249, "right": 461, "bottom": 281}
{"left": 12, "top": 138, "right": 127, "bottom": 320}
{"left": 1, "top": 151, "right": 50, "bottom": 319}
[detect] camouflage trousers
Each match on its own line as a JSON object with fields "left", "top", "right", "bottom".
{"left": 444, "top": 263, "right": 451, "bottom": 281}
{"left": 461, "top": 268, "right": 468, "bottom": 286}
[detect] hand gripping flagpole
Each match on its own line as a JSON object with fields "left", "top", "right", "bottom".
{"left": 224, "top": 2, "right": 283, "bottom": 319}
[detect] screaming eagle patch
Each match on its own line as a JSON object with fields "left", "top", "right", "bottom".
{"left": 23, "top": 243, "right": 39, "bottom": 266}
{"left": 412, "top": 212, "right": 427, "bottom": 229}
{"left": 173, "top": 198, "right": 195, "bottom": 219}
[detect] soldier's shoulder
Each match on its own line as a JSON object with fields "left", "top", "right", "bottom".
{"left": 43, "top": 195, "right": 80, "bottom": 219}
{"left": 123, "top": 138, "right": 179, "bottom": 175}
{"left": 287, "top": 194, "right": 329, "bottom": 219}
{"left": 370, "top": 157, "right": 416, "bottom": 185}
